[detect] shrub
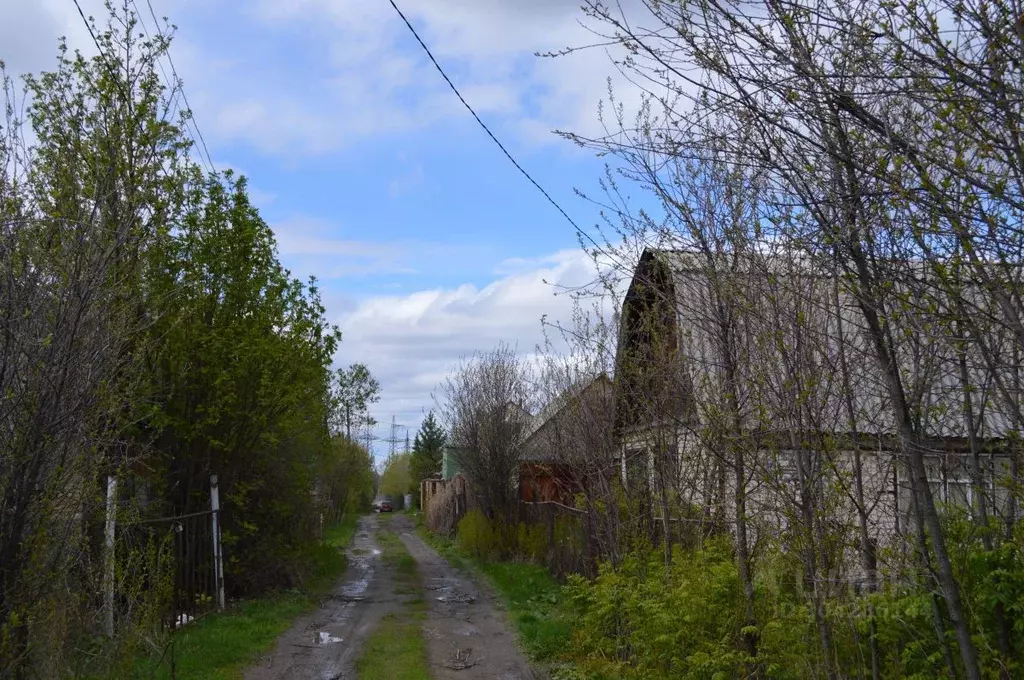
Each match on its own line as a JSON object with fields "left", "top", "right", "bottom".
{"left": 516, "top": 523, "right": 548, "bottom": 563}
{"left": 456, "top": 510, "right": 500, "bottom": 561}
{"left": 565, "top": 538, "right": 750, "bottom": 680}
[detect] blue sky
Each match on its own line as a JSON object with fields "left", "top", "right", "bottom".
{"left": 3, "top": 0, "right": 648, "bottom": 463}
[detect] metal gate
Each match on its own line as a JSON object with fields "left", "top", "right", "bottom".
{"left": 108, "top": 475, "right": 226, "bottom": 633}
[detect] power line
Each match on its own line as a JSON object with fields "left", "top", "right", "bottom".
{"left": 71, "top": 0, "right": 129, "bottom": 103}
{"left": 71, "top": 0, "right": 103, "bottom": 60}
{"left": 133, "top": 0, "right": 216, "bottom": 174}
{"left": 70, "top": 0, "right": 216, "bottom": 175}
{"left": 386, "top": 0, "right": 598, "bottom": 250}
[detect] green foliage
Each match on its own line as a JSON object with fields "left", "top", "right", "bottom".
{"left": 142, "top": 167, "right": 340, "bottom": 594}
{"left": 564, "top": 539, "right": 751, "bottom": 680}
{"left": 0, "top": 4, "right": 373, "bottom": 674}
{"left": 456, "top": 510, "right": 501, "bottom": 561}
{"left": 380, "top": 452, "right": 415, "bottom": 502}
{"left": 321, "top": 437, "right": 375, "bottom": 521}
{"left": 0, "top": 8, "right": 195, "bottom": 675}
{"left": 122, "top": 515, "right": 357, "bottom": 680}
{"left": 410, "top": 411, "right": 446, "bottom": 485}
{"left": 332, "top": 363, "right": 380, "bottom": 440}
{"left": 559, "top": 519, "right": 1024, "bottom": 680}
{"left": 516, "top": 523, "right": 549, "bottom": 563}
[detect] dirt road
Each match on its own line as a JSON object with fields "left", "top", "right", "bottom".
{"left": 244, "top": 514, "right": 539, "bottom": 680}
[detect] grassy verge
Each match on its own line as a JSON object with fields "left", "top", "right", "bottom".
{"left": 127, "top": 514, "right": 361, "bottom": 680}
{"left": 355, "top": 522, "right": 429, "bottom": 680}
{"left": 354, "top": 613, "right": 429, "bottom": 680}
{"left": 415, "top": 524, "right": 572, "bottom": 663}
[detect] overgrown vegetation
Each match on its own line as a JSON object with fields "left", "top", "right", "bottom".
{"left": 126, "top": 515, "right": 358, "bottom": 680}
{"left": 428, "top": 0, "right": 1024, "bottom": 676}
{"left": 557, "top": 516, "right": 1024, "bottom": 680}
{"left": 0, "top": 7, "right": 374, "bottom": 675}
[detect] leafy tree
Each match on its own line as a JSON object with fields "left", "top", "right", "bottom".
{"left": 321, "top": 436, "right": 375, "bottom": 520}
{"left": 0, "top": 4, "right": 357, "bottom": 673}
{"left": 380, "top": 452, "right": 414, "bottom": 503}
{"left": 333, "top": 363, "right": 381, "bottom": 440}
{"left": 0, "top": 10, "right": 189, "bottom": 673}
{"left": 410, "top": 411, "right": 447, "bottom": 484}
{"left": 142, "top": 169, "right": 340, "bottom": 593}
{"left": 439, "top": 344, "right": 533, "bottom": 522}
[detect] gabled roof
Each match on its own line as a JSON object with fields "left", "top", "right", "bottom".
{"left": 617, "top": 247, "right": 1016, "bottom": 443}
{"left": 524, "top": 374, "right": 611, "bottom": 442}
{"left": 522, "top": 374, "right": 613, "bottom": 453}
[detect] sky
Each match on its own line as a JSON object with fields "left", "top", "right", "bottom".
{"left": 2, "top": 0, "right": 651, "bottom": 463}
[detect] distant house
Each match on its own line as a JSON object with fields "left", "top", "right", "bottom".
{"left": 519, "top": 375, "right": 615, "bottom": 504}
{"left": 441, "top": 445, "right": 465, "bottom": 480}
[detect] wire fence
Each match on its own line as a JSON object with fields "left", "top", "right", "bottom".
{"left": 107, "top": 475, "right": 225, "bottom": 634}
{"left": 118, "top": 510, "right": 220, "bottom": 629}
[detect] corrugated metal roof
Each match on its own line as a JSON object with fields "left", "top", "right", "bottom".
{"left": 620, "top": 247, "right": 1018, "bottom": 442}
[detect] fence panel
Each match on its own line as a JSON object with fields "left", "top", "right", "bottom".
{"left": 119, "top": 510, "right": 219, "bottom": 629}
{"left": 518, "top": 500, "right": 594, "bottom": 579}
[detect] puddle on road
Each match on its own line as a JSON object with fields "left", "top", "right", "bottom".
{"left": 434, "top": 585, "right": 476, "bottom": 604}
{"left": 317, "top": 631, "right": 343, "bottom": 644}
{"left": 427, "top": 575, "right": 476, "bottom": 604}
{"left": 452, "top": 621, "right": 479, "bottom": 637}
{"left": 340, "top": 575, "right": 370, "bottom": 599}
{"left": 336, "top": 532, "right": 383, "bottom": 601}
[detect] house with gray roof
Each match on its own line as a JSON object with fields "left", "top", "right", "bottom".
{"left": 614, "top": 247, "right": 1019, "bottom": 579}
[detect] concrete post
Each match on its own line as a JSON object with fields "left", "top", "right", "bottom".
{"left": 103, "top": 475, "right": 117, "bottom": 637}
{"left": 210, "top": 475, "right": 226, "bottom": 611}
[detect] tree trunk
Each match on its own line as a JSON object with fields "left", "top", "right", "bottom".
{"left": 834, "top": 281, "right": 880, "bottom": 680}
{"left": 721, "top": 325, "right": 760, "bottom": 675}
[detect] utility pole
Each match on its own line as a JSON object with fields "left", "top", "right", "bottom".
{"left": 388, "top": 416, "right": 398, "bottom": 461}
{"left": 360, "top": 421, "right": 374, "bottom": 455}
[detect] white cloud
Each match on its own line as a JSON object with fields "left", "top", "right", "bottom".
{"left": 191, "top": 0, "right": 648, "bottom": 157}
{"left": 1, "top": 0, "right": 654, "bottom": 159}
{"left": 335, "top": 246, "right": 610, "bottom": 459}
{"left": 0, "top": 0, "right": 103, "bottom": 76}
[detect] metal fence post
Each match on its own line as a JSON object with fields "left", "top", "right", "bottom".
{"left": 210, "top": 475, "right": 226, "bottom": 611}
{"left": 103, "top": 475, "right": 117, "bottom": 637}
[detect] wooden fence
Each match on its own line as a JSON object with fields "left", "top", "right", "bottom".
{"left": 518, "top": 500, "right": 596, "bottom": 579}
{"left": 421, "top": 474, "right": 469, "bottom": 535}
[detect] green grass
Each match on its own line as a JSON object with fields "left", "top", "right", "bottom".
{"left": 356, "top": 522, "right": 430, "bottom": 680}
{"left": 475, "top": 560, "right": 570, "bottom": 661}
{"left": 416, "top": 524, "right": 572, "bottom": 663}
{"left": 125, "top": 514, "right": 361, "bottom": 680}
{"left": 354, "top": 613, "right": 430, "bottom": 680}
{"left": 377, "top": 530, "right": 418, "bottom": 579}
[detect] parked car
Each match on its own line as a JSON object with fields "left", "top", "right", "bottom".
{"left": 379, "top": 500, "right": 393, "bottom": 513}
